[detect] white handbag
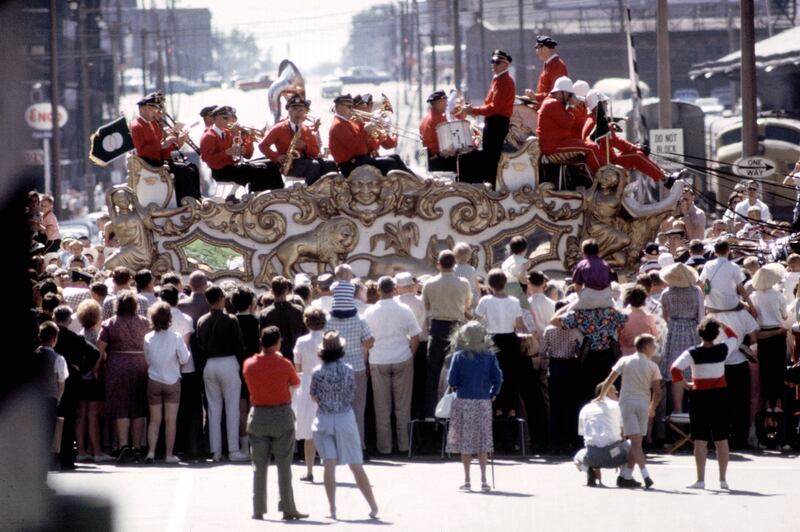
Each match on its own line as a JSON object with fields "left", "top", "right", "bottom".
{"left": 435, "top": 391, "right": 456, "bottom": 419}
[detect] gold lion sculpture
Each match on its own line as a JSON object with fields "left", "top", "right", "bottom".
{"left": 257, "top": 217, "right": 359, "bottom": 284}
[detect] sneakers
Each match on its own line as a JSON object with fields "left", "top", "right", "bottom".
{"left": 616, "top": 476, "right": 642, "bottom": 488}
{"left": 686, "top": 480, "right": 705, "bottom": 490}
{"left": 458, "top": 482, "right": 471, "bottom": 492}
{"left": 165, "top": 455, "right": 180, "bottom": 464}
{"left": 229, "top": 449, "right": 250, "bottom": 462}
{"left": 720, "top": 480, "right": 729, "bottom": 490}
{"left": 644, "top": 477, "right": 654, "bottom": 490}
{"left": 93, "top": 453, "right": 115, "bottom": 463}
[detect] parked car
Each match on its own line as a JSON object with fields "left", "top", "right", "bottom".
{"left": 339, "top": 66, "right": 391, "bottom": 85}
{"left": 236, "top": 74, "right": 273, "bottom": 91}
{"left": 695, "top": 97, "right": 725, "bottom": 116}
{"left": 673, "top": 88, "right": 700, "bottom": 103}
{"left": 203, "top": 71, "right": 223, "bottom": 88}
{"left": 321, "top": 76, "right": 343, "bottom": 98}
{"left": 713, "top": 116, "right": 800, "bottom": 215}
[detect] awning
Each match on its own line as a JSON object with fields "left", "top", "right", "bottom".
{"left": 688, "top": 26, "right": 800, "bottom": 80}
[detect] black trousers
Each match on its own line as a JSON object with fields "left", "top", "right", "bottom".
{"left": 57, "top": 376, "right": 79, "bottom": 468}
{"left": 427, "top": 153, "right": 458, "bottom": 173}
{"left": 493, "top": 333, "right": 521, "bottom": 413}
{"left": 288, "top": 157, "right": 338, "bottom": 186}
{"left": 725, "top": 362, "right": 751, "bottom": 448}
{"left": 142, "top": 157, "right": 201, "bottom": 202}
{"left": 410, "top": 341, "right": 428, "bottom": 420}
{"left": 549, "top": 358, "right": 581, "bottom": 449}
{"left": 457, "top": 115, "right": 510, "bottom": 187}
{"left": 212, "top": 162, "right": 284, "bottom": 192}
{"left": 338, "top": 154, "right": 412, "bottom": 177}
{"left": 580, "top": 348, "right": 617, "bottom": 405}
{"left": 424, "top": 319, "right": 458, "bottom": 418}
{"left": 175, "top": 371, "right": 205, "bottom": 458}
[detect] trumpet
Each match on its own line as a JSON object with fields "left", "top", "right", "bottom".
{"left": 227, "top": 123, "right": 266, "bottom": 143}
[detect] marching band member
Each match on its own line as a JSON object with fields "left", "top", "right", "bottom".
{"left": 258, "top": 95, "right": 337, "bottom": 186}
{"left": 355, "top": 93, "right": 398, "bottom": 153}
{"left": 419, "top": 90, "right": 457, "bottom": 172}
{"left": 200, "top": 106, "right": 284, "bottom": 196}
{"left": 570, "top": 80, "right": 591, "bottom": 140}
{"left": 460, "top": 49, "right": 516, "bottom": 187}
{"left": 328, "top": 94, "right": 410, "bottom": 177}
{"left": 130, "top": 92, "right": 201, "bottom": 202}
{"left": 536, "top": 76, "right": 602, "bottom": 174}
{"left": 526, "top": 35, "right": 569, "bottom": 108}
{"left": 199, "top": 105, "right": 217, "bottom": 128}
{"left": 583, "top": 90, "right": 677, "bottom": 187}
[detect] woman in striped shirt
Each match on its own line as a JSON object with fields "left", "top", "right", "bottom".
{"left": 671, "top": 318, "right": 739, "bottom": 490}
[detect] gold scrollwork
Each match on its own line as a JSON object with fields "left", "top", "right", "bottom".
{"left": 480, "top": 215, "right": 572, "bottom": 272}
{"left": 162, "top": 229, "right": 255, "bottom": 282}
{"left": 514, "top": 183, "right": 583, "bottom": 222}
{"left": 126, "top": 155, "right": 175, "bottom": 210}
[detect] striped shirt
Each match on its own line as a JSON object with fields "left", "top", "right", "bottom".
{"left": 670, "top": 327, "right": 738, "bottom": 390}
{"left": 331, "top": 280, "right": 356, "bottom": 312}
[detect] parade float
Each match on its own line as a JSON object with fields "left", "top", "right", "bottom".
{"left": 104, "top": 137, "right": 681, "bottom": 288}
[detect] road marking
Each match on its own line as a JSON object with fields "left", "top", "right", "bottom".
{"left": 166, "top": 469, "right": 194, "bottom": 532}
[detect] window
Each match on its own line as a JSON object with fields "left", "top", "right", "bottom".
{"left": 764, "top": 125, "right": 800, "bottom": 145}
{"left": 718, "top": 128, "right": 742, "bottom": 147}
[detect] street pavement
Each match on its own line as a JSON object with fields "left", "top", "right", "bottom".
{"left": 47, "top": 451, "right": 798, "bottom": 532}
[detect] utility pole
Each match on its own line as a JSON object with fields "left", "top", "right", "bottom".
{"left": 656, "top": 0, "right": 672, "bottom": 128}
{"left": 740, "top": 0, "right": 758, "bottom": 156}
{"left": 78, "top": 1, "right": 96, "bottom": 212}
{"left": 49, "top": 0, "right": 63, "bottom": 218}
{"left": 453, "top": 0, "right": 462, "bottom": 91}
{"left": 430, "top": 34, "right": 437, "bottom": 89}
{"left": 478, "top": 0, "right": 486, "bottom": 65}
{"left": 414, "top": 0, "right": 423, "bottom": 120}
{"left": 141, "top": 29, "right": 148, "bottom": 96}
{"left": 517, "top": 0, "right": 527, "bottom": 91}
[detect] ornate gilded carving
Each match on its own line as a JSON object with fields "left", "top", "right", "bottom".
{"left": 255, "top": 217, "right": 359, "bottom": 287}
{"left": 127, "top": 155, "right": 175, "bottom": 209}
{"left": 103, "top": 185, "right": 188, "bottom": 272}
{"left": 496, "top": 136, "right": 541, "bottom": 193}
{"left": 369, "top": 221, "right": 420, "bottom": 256}
{"left": 480, "top": 215, "right": 572, "bottom": 272}
{"left": 349, "top": 235, "right": 454, "bottom": 279}
{"left": 512, "top": 183, "right": 583, "bottom": 222}
{"left": 163, "top": 229, "right": 255, "bottom": 281}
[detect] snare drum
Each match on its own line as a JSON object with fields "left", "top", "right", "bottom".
{"left": 436, "top": 120, "right": 473, "bottom": 156}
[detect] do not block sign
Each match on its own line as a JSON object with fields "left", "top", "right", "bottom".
{"left": 649, "top": 128, "right": 684, "bottom": 172}
{"left": 732, "top": 156, "right": 776, "bottom": 178}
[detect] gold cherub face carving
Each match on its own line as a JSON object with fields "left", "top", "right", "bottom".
{"left": 349, "top": 173, "right": 382, "bottom": 206}
{"left": 597, "top": 168, "right": 620, "bottom": 190}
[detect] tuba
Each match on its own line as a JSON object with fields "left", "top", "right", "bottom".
{"left": 267, "top": 59, "right": 305, "bottom": 125}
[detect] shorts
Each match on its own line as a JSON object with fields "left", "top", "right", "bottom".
{"left": 689, "top": 388, "right": 728, "bottom": 442}
{"left": 575, "top": 440, "right": 631, "bottom": 470}
{"left": 620, "top": 399, "right": 650, "bottom": 436}
{"left": 147, "top": 378, "right": 181, "bottom": 405}
{"left": 312, "top": 409, "right": 363, "bottom": 465}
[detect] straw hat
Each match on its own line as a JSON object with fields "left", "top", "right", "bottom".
{"left": 751, "top": 263, "right": 786, "bottom": 291}
{"left": 449, "top": 320, "right": 495, "bottom": 354}
{"left": 659, "top": 262, "right": 698, "bottom": 288}
{"left": 320, "top": 330, "right": 346, "bottom": 353}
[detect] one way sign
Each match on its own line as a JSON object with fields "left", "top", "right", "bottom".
{"left": 732, "top": 156, "right": 776, "bottom": 178}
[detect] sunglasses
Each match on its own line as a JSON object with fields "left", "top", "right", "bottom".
{"left": 491, "top": 59, "right": 502, "bottom": 64}
{"left": 748, "top": 187, "right": 758, "bottom": 191}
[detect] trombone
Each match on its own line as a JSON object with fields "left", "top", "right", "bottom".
{"left": 349, "top": 96, "right": 421, "bottom": 142}
{"left": 161, "top": 111, "right": 201, "bottom": 155}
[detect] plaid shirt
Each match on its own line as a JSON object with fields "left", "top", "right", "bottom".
{"left": 326, "top": 315, "right": 372, "bottom": 372}
{"left": 63, "top": 287, "right": 91, "bottom": 311}
{"left": 102, "top": 293, "right": 151, "bottom": 321}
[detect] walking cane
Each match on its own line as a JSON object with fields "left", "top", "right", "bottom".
{"left": 490, "top": 452, "right": 495, "bottom": 489}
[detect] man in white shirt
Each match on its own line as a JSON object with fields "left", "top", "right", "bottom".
{"left": 365, "top": 276, "right": 422, "bottom": 455}
{"left": 699, "top": 240, "right": 756, "bottom": 314}
{"left": 734, "top": 180, "right": 772, "bottom": 222}
{"left": 574, "top": 383, "right": 628, "bottom": 487}
{"left": 394, "top": 272, "right": 428, "bottom": 420}
{"left": 310, "top": 273, "right": 334, "bottom": 315}
{"left": 527, "top": 271, "right": 556, "bottom": 335}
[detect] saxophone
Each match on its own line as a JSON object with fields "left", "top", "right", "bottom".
{"left": 282, "top": 124, "right": 302, "bottom": 175}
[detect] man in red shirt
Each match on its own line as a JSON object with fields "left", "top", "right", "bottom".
{"left": 243, "top": 326, "right": 307, "bottom": 521}
{"left": 328, "top": 94, "right": 411, "bottom": 177}
{"left": 583, "top": 90, "right": 673, "bottom": 186}
{"left": 419, "top": 90, "right": 457, "bottom": 172}
{"left": 259, "top": 95, "right": 336, "bottom": 185}
{"left": 460, "top": 49, "right": 516, "bottom": 187}
{"left": 200, "top": 106, "right": 283, "bottom": 197}
{"left": 130, "top": 92, "right": 201, "bottom": 202}
{"left": 536, "top": 76, "right": 602, "bottom": 174}
{"left": 526, "top": 35, "right": 569, "bottom": 108}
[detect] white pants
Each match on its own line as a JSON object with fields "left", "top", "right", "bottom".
{"left": 203, "top": 356, "right": 242, "bottom": 455}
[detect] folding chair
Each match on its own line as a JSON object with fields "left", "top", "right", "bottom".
{"left": 665, "top": 413, "right": 692, "bottom": 453}
{"left": 407, "top": 418, "right": 449, "bottom": 458}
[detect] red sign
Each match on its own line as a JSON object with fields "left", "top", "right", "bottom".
{"left": 25, "top": 103, "right": 69, "bottom": 131}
